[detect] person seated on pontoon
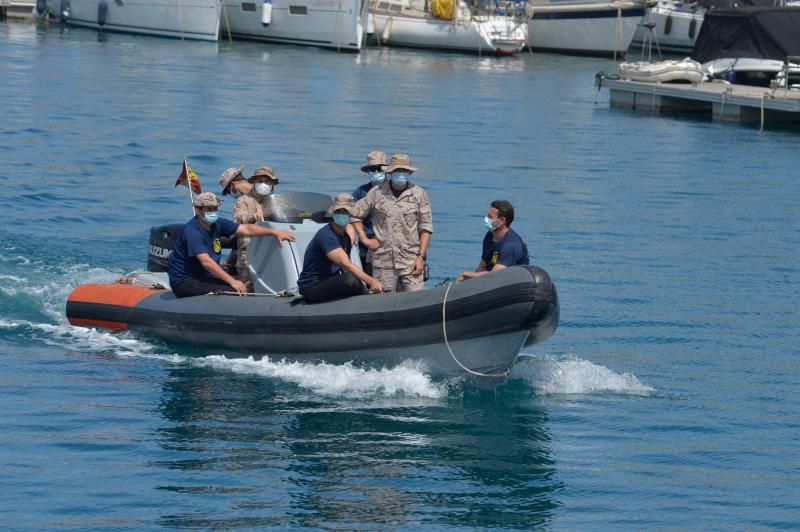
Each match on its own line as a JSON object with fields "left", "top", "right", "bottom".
{"left": 167, "top": 192, "right": 295, "bottom": 298}
{"left": 297, "top": 194, "right": 384, "bottom": 304}
{"left": 457, "top": 199, "right": 529, "bottom": 282}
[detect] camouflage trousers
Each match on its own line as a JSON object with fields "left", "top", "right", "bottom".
{"left": 373, "top": 268, "right": 424, "bottom": 293}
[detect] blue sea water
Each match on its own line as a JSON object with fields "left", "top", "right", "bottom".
{"left": 1, "top": 21, "right": 799, "bottom": 529}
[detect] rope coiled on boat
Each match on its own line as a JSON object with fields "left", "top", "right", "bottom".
{"left": 441, "top": 281, "right": 510, "bottom": 379}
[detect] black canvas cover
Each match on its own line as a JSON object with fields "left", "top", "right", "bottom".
{"left": 691, "top": 7, "right": 800, "bottom": 63}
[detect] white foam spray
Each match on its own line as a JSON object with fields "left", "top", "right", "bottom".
{"left": 511, "top": 353, "right": 655, "bottom": 396}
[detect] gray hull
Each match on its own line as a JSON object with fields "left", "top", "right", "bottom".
{"left": 67, "top": 265, "right": 559, "bottom": 379}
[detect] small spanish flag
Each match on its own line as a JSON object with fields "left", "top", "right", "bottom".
{"left": 174, "top": 159, "right": 201, "bottom": 194}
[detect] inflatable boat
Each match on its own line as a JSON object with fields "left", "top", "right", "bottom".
{"left": 66, "top": 192, "right": 559, "bottom": 384}
{"left": 618, "top": 58, "right": 706, "bottom": 84}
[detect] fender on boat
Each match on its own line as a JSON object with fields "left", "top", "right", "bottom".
{"left": 97, "top": 0, "right": 108, "bottom": 26}
{"left": 67, "top": 283, "right": 167, "bottom": 331}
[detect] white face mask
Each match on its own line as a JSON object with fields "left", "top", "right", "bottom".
{"left": 254, "top": 183, "right": 273, "bottom": 196}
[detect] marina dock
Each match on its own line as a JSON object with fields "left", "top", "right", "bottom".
{"left": 600, "top": 77, "right": 800, "bottom": 127}
{"left": 0, "top": 0, "right": 36, "bottom": 20}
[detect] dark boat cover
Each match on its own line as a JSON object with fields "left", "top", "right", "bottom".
{"left": 691, "top": 7, "right": 800, "bottom": 63}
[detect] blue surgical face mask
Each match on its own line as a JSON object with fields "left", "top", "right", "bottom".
{"left": 204, "top": 212, "right": 220, "bottom": 225}
{"left": 484, "top": 216, "right": 498, "bottom": 232}
{"left": 391, "top": 172, "right": 409, "bottom": 187}
{"left": 370, "top": 171, "right": 385, "bottom": 185}
{"left": 333, "top": 213, "right": 350, "bottom": 227}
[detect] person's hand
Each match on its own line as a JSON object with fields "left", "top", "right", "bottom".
{"left": 363, "top": 237, "right": 380, "bottom": 251}
{"left": 456, "top": 273, "right": 466, "bottom": 282}
{"left": 411, "top": 255, "right": 425, "bottom": 276}
{"left": 229, "top": 279, "right": 247, "bottom": 295}
{"left": 273, "top": 229, "right": 295, "bottom": 247}
{"left": 367, "top": 278, "right": 385, "bottom": 293}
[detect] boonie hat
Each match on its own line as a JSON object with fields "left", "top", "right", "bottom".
{"left": 248, "top": 165, "right": 280, "bottom": 184}
{"left": 361, "top": 151, "right": 388, "bottom": 172}
{"left": 192, "top": 192, "right": 223, "bottom": 208}
{"left": 382, "top": 153, "right": 417, "bottom": 174}
{"left": 326, "top": 193, "right": 358, "bottom": 217}
{"left": 219, "top": 166, "right": 245, "bottom": 195}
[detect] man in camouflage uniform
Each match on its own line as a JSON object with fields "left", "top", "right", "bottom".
{"left": 352, "top": 153, "right": 432, "bottom": 292}
{"left": 219, "top": 166, "right": 263, "bottom": 291}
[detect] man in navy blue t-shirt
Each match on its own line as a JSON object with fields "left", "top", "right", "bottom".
{"left": 298, "top": 193, "right": 384, "bottom": 304}
{"left": 168, "top": 192, "right": 295, "bottom": 298}
{"left": 457, "top": 199, "right": 529, "bottom": 282}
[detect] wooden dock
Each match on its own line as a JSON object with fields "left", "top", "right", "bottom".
{"left": 0, "top": 0, "right": 37, "bottom": 20}
{"left": 599, "top": 77, "right": 800, "bottom": 128}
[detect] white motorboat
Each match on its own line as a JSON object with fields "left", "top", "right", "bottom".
{"left": 369, "top": 0, "right": 528, "bottom": 55}
{"left": 220, "top": 0, "right": 369, "bottom": 51}
{"left": 618, "top": 57, "right": 705, "bottom": 83}
{"left": 45, "top": 0, "right": 222, "bottom": 41}
{"left": 631, "top": 0, "right": 704, "bottom": 55}
{"left": 526, "top": 0, "right": 645, "bottom": 57}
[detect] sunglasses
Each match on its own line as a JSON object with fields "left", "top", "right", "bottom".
{"left": 198, "top": 206, "right": 219, "bottom": 212}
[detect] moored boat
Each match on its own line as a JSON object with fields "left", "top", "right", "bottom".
{"left": 45, "top": 0, "right": 222, "bottom": 41}
{"left": 220, "top": 0, "right": 369, "bottom": 51}
{"left": 66, "top": 192, "right": 559, "bottom": 386}
{"left": 631, "top": 0, "right": 705, "bottom": 55}
{"left": 369, "top": 0, "right": 528, "bottom": 55}
{"left": 527, "top": 0, "right": 645, "bottom": 57}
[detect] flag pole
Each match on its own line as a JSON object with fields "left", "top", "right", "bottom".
{"left": 184, "top": 158, "right": 195, "bottom": 217}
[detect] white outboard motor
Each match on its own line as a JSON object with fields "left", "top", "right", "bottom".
{"left": 261, "top": 0, "right": 272, "bottom": 26}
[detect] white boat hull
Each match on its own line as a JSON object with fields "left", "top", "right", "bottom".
{"left": 631, "top": 5, "right": 704, "bottom": 55}
{"left": 527, "top": 1, "right": 644, "bottom": 57}
{"left": 371, "top": 12, "right": 526, "bottom": 54}
{"left": 51, "top": 0, "right": 222, "bottom": 41}
{"left": 221, "top": 0, "right": 368, "bottom": 51}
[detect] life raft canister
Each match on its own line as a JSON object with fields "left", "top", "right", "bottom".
{"left": 261, "top": 0, "right": 272, "bottom": 26}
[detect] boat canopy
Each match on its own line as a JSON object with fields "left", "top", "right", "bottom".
{"left": 691, "top": 7, "right": 800, "bottom": 63}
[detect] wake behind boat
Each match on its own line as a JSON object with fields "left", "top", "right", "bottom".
{"left": 66, "top": 192, "right": 559, "bottom": 386}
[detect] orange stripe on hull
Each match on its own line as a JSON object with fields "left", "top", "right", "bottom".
{"left": 68, "top": 283, "right": 165, "bottom": 307}
{"left": 69, "top": 317, "right": 129, "bottom": 331}
{"left": 67, "top": 283, "right": 167, "bottom": 330}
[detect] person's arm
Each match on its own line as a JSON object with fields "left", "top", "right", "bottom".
{"left": 351, "top": 194, "right": 380, "bottom": 250}
{"left": 352, "top": 221, "right": 380, "bottom": 250}
{"left": 196, "top": 252, "right": 246, "bottom": 294}
{"left": 412, "top": 230, "right": 431, "bottom": 276}
{"left": 326, "top": 247, "right": 384, "bottom": 293}
{"left": 457, "top": 260, "right": 489, "bottom": 282}
{"left": 237, "top": 223, "right": 295, "bottom": 246}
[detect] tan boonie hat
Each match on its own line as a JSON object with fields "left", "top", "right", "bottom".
{"left": 361, "top": 150, "right": 388, "bottom": 172}
{"left": 248, "top": 165, "right": 280, "bottom": 184}
{"left": 192, "top": 192, "right": 223, "bottom": 208}
{"left": 326, "top": 193, "right": 358, "bottom": 217}
{"left": 382, "top": 153, "right": 417, "bottom": 174}
{"left": 219, "top": 166, "right": 244, "bottom": 195}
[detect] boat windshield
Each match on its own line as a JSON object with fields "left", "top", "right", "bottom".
{"left": 262, "top": 191, "right": 334, "bottom": 223}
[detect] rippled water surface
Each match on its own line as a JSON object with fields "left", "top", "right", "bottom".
{"left": 1, "top": 21, "right": 799, "bottom": 529}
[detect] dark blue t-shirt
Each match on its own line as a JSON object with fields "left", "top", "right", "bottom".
{"left": 297, "top": 223, "right": 352, "bottom": 289}
{"left": 481, "top": 228, "right": 530, "bottom": 270}
{"left": 352, "top": 182, "right": 375, "bottom": 238}
{"left": 167, "top": 216, "right": 239, "bottom": 287}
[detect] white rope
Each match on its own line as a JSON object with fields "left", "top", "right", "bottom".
{"left": 441, "top": 282, "right": 509, "bottom": 379}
